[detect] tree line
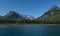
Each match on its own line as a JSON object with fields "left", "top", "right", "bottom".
{"left": 0, "top": 19, "right": 60, "bottom": 24}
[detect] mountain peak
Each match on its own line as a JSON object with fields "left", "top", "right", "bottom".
{"left": 51, "top": 5, "right": 58, "bottom": 9}
{"left": 49, "top": 5, "right": 58, "bottom": 11}
{"left": 8, "top": 11, "right": 18, "bottom": 15}
{"left": 47, "top": 5, "right": 59, "bottom": 12}
{"left": 38, "top": 5, "right": 60, "bottom": 21}
{"left": 3, "top": 11, "right": 21, "bottom": 19}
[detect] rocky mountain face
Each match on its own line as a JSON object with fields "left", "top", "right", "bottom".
{"left": 38, "top": 5, "right": 60, "bottom": 21}
{"left": 2, "top": 11, "right": 34, "bottom": 20}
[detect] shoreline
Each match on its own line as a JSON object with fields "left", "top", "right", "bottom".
{"left": 0, "top": 24, "right": 60, "bottom": 26}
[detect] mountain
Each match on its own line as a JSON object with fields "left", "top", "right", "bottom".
{"left": 2, "top": 11, "right": 23, "bottom": 20}
{"left": 22, "top": 15, "right": 34, "bottom": 20}
{"left": 37, "top": 5, "right": 60, "bottom": 21}
{"left": 0, "top": 16, "right": 2, "bottom": 20}
{"left": 2, "top": 11, "right": 34, "bottom": 20}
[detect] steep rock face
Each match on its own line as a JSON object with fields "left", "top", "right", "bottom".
{"left": 38, "top": 5, "right": 60, "bottom": 21}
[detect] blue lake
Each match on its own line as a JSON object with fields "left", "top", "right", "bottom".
{"left": 0, "top": 25, "right": 60, "bottom": 36}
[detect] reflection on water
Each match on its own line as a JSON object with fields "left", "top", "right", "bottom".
{"left": 0, "top": 25, "right": 60, "bottom": 36}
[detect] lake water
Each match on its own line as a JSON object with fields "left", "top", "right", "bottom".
{"left": 0, "top": 25, "right": 60, "bottom": 36}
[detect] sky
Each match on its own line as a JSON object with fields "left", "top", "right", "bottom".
{"left": 0, "top": 0, "right": 60, "bottom": 18}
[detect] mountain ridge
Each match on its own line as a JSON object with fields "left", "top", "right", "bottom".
{"left": 0, "top": 5, "right": 60, "bottom": 24}
{"left": 1, "top": 11, "right": 34, "bottom": 20}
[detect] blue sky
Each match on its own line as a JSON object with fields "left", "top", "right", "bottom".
{"left": 0, "top": 0, "right": 60, "bottom": 18}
